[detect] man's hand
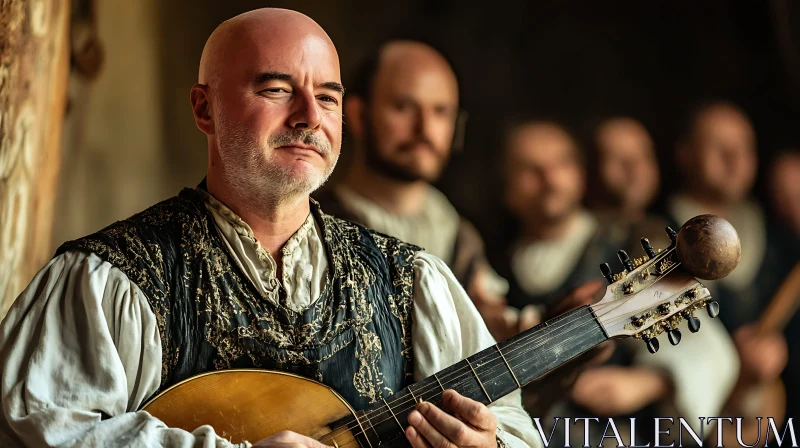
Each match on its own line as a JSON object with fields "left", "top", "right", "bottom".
{"left": 733, "top": 324, "right": 788, "bottom": 385}
{"left": 253, "top": 430, "right": 332, "bottom": 448}
{"left": 570, "top": 366, "right": 670, "bottom": 416}
{"left": 406, "top": 390, "right": 497, "bottom": 448}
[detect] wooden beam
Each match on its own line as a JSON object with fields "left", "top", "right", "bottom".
{"left": 0, "top": 0, "right": 70, "bottom": 317}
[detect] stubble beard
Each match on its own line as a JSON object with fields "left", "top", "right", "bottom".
{"left": 217, "top": 121, "right": 339, "bottom": 209}
{"left": 363, "top": 116, "right": 447, "bottom": 184}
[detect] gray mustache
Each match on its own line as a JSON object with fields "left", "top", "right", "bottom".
{"left": 268, "top": 130, "right": 331, "bottom": 156}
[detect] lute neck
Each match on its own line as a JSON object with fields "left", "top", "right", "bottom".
{"left": 429, "top": 304, "right": 608, "bottom": 405}
{"left": 346, "top": 306, "right": 608, "bottom": 448}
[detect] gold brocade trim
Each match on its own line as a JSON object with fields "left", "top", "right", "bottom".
{"left": 58, "top": 190, "right": 420, "bottom": 406}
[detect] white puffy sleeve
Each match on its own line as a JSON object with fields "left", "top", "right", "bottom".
{"left": 632, "top": 316, "right": 740, "bottom": 432}
{"left": 411, "top": 252, "right": 543, "bottom": 448}
{"left": 0, "top": 251, "right": 247, "bottom": 448}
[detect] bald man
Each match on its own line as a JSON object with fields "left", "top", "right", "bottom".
{"left": 769, "top": 149, "right": 800, "bottom": 239}
{"left": 500, "top": 120, "right": 737, "bottom": 446}
{"left": 669, "top": 101, "right": 798, "bottom": 330}
{"left": 570, "top": 117, "right": 739, "bottom": 445}
{"left": 0, "top": 10, "right": 539, "bottom": 448}
{"left": 500, "top": 121, "right": 612, "bottom": 308}
{"left": 315, "top": 40, "right": 513, "bottom": 340}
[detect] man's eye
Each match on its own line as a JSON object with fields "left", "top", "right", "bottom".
{"left": 394, "top": 100, "right": 411, "bottom": 111}
{"left": 318, "top": 95, "right": 338, "bottom": 104}
{"left": 261, "top": 88, "right": 289, "bottom": 94}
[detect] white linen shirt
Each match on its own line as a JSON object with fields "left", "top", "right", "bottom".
{"left": 0, "top": 193, "right": 542, "bottom": 448}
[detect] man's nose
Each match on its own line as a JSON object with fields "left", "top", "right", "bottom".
{"left": 414, "top": 109, "right": 436, "bottom": 141}
{"left": 288, "top": 91, "right": 322, "bottom": 130}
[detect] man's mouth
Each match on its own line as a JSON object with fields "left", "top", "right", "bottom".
{"left": 401, "top": 142, "right": 436, "bottom": 154}
{"left": 277, "top": 144, "right": 322, "bottom": 155}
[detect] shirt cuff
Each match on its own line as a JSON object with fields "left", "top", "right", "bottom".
{"left": 498, "top": 427, "right": 537, "bottom": 448}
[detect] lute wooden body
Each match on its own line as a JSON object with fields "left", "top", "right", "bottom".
{"left": 143, "top": 370, "right": 359, "bottom": 447}
{"left": 142, "top": 215, "right": 742, "bottom": 447}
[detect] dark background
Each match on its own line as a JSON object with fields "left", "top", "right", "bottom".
{"left": 155, "top": 1, "right": 800, "bottom": 252}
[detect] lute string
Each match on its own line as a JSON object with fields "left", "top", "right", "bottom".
{"left": 321, "top": 259, "right": 690, "bottom": 444}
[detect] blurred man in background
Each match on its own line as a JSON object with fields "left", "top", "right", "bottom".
{"left": 315, "top": 40, "right": 514, "bottom": 339}
{"left": 669, "top": 101, "right": 796, "bottom": 328}
{"left": 587, "top": 117, "right": 671, "bottom": 255}
{"left": 502, "top": 119, "right": 738, "bottom": 446}
{"left": 769, "top": 149, "right": 800, "bottom": 240}
{"left": 767, "top": 149, "right": 800, "bottom": 422}
{"left": 501, "top": 120, "right": 612, "bottom": 308}
{"left": 668, "top": 100, "right": 794, "bottom": 437}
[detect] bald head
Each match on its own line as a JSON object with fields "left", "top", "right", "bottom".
{"left": 347, "top": 40, "right": 459, "bottom": 183}
{"left": 372, "top": 41, "right": 457, "bottom": 97}
{"left": 191, "top": 8, "right": 344, "bottom": 209}
{"left": 199, "top": 9, "right": 339, "bottom": 87}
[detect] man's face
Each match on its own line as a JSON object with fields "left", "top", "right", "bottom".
{"left": 771, "top": 154, "right": 800, "bottom": 236}
{"left": 595, "top": 119, "right": 659, "bottom": 212}
{"left": 504, "top": 124, "right": 585, "bottom": 226}
{"left": 362, "top": 45, "right": 459, "bottom": 182}
{"left": 212, "top": 29, "right": 343, "bottom": 199}
{"left": 685, "top": 106, "right": 756, "bottom": 203}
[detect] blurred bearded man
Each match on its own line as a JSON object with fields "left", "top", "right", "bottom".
{"left": 587, "top": 117, "right": 671, "bottom": 256}
{"left": 572, "top": 116, "right": 738, "bottom": 446}
{"left": 0, "top": 10, "right": 539, "bottom": 448}
{"left": 316, "top": 41, "right": 514, "bottom": 339}
{"left": 500, "top": 121, "right": 612, "bottom": 308}
{"left": 769, "top": 149, "right": 800, "bottom": 239}
{"left": 669, "top": 101, "right": 798, "bottom": 330}
{"left": 500, "top": 120, "right": 737, "bottom": 446}
{"left": 668, "top": 101, "right": 795, "bottom": 441}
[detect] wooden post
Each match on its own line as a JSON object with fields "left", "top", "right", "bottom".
{"left": 0, "top": 0, "right": 70, "bottom": 317}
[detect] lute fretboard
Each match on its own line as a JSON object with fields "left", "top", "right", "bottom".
{"left": 330, "top": 305, "right": 608, "bottom": 448}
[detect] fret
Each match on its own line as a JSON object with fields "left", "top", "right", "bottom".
{"left": 353, "top": 412, "right": 375, "bottom": 448}
{"left": 433, "top": 372, "right": 445, "bottom": 392}
{"left": 498, "top": 305, "right": 607, "bottom": 386}
{"left": 360, "top": 411, "right": 382, "bottom": 446}
{"left": 466, "top": 358, "right": 492, "bottom": 402}
{"left": 408, "top": 383, "right": 422, "bottom": 404}
{"left": 381, "top": 397, "right": 403, "bottom": 431}
{"left": 344, "top": 306, "right": 609, "bottom": 448}
{"left": 495, "top": 344, "right": 521, "bottom": 389}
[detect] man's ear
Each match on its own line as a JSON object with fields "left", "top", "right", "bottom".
{"left": 344, "top": 95, "right": 366, "bottom": 139}
{"left": 190, "top": 84, "right": 214, "bottom": 135}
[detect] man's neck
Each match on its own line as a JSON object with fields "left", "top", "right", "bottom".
{"left": 206, "top": 173, "right": 310, "bottom": 259}
{"left": 522, "top": 209, "right": 582, "bottom": 242}
{"left": 597, "top": 204, "right": 646, "bottom": 223}
{"left": 342, "top": 163, "right": 429, "bottom": 216}
{"left": 683, "top": 190, "right": 740, "bottom": 218}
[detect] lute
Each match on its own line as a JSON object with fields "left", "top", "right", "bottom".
{"left": 142, "top": 215, "right": 742, "bottom": 447}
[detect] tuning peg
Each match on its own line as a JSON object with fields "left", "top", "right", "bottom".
{"left": 600, "top": 263, "right": 614, "bottom": 284}
{"left": 617, "top": 250, "right": 634, "bottom": 272}
{"left": 643, "top": 335, "right": 660, "bottom": 354}
{"left": 641, "top": 237, "right": 657, "bottom": 258}
{"left": 666, "top": 226, "right": 678, "bottom": 242}
{"left": 706, "top": 301, "right": 720, "bottom": 318}
{"left": 682, "top": 311, "right": 701, "bottom": 332}
{"left": 665, "top": 323, "right": 682, "bottom": 345}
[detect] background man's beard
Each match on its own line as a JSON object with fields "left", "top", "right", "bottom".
{"left": 217, "top": 125, "right": 338, "bottom": 206}
{"left": 363, "top": 120, "right": 447, "bottom": 183}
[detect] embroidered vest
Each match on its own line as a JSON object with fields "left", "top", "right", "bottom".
{"left": 56, "top": 188, "right": 421, "bottom": 410}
